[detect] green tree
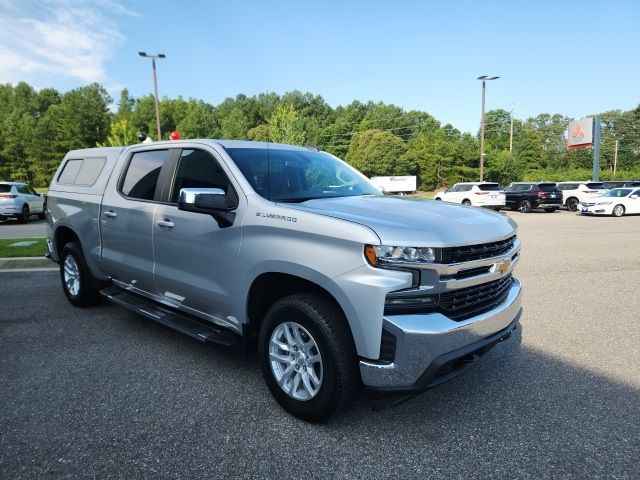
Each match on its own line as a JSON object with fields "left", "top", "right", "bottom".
{"left": 268, "top": 104, "right": 306, "bottom": 145}
{"left": 97, "top": 118, "right": 138, "bottom": 147}
{"left": 115, "top": 88, "right": 134, "bottom": 121}
{"left": 346, "top": 129, "right": 415, "bottom": 177}
{"left": 176, "top": 99, "right": 219, "bottom": 138}
{"left": 221, "top": 107, "right": 250, "bottom": 139}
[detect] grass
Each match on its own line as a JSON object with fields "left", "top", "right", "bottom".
{"left": 410, "top": 191, "right": 435, "bottom": 199}
{"left": 0, "top": 237, "right": 47, "bottom": 258}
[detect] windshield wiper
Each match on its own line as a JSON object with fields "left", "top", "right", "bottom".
{"left": 274, "top": 196, "right": 318, "bottom": 203}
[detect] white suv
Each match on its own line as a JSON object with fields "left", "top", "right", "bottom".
{"left": 0, "top": 182, "right": 46, "bottom": 223}
{"left": 556, "top": 182, "right": 608, "bottom": 211}
{"left": 434, "top": 182, "right": 505, "bottom": 210}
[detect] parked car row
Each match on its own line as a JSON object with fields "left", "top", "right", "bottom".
{"left": 0, "top": 181, "right": 46, "bottom": 223}
{"left": 434, "top": 180, "right": 640, "bottom": 217}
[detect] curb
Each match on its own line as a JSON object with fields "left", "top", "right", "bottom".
{"left": 0, "top": 257, "right": 57, "bottom": 270}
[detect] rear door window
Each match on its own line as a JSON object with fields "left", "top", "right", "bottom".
{"left": 0, "top": 185, "right": 11, "bottom": 193}
{"left": 478, "top": 183, "right": 501, "bottom": 191}
{"left": 585, "top": 182, "right": 605, "bottom": 189}
{"left": 458, "top": 184, "right": 473, "bottom": 192}
{"left": 538, "top": 183, "right": 558, "bottom": 191}
{"left": 121, "top": 150, "right": 167, "bottom": 201}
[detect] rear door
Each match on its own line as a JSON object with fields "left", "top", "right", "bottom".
{"left": 152, "top": 147, "right": 245, "bottom": 327}
{"left": 100, "top": 148, "right": 172, "bottom": 295}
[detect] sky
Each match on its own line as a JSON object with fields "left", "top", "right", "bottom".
{"left": 0, "top": 0, "right": 638, "bottom": 134}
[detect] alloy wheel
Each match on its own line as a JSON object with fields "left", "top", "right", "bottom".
{"left": 63, "top": 255, "right": 81, "bottom": 296}
{"left": 269, "top": 321, "right": 323, "bottom": 401}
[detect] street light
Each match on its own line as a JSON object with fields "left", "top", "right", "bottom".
{"left": 138, "top": 51, "right": 166, "bottom": 141}
{"left": 477, "top": 75, "right": 500, "bottom": 181}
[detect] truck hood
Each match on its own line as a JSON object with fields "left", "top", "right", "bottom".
{"left": 283, "top": 195, "right": 517, "bottom": 246}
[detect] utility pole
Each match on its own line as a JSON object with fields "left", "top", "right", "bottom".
{"left": 613, "top": 139, "right": 619, "bottom": 177}
{"left": 509, "top": 103, "right": 514, "bottom": 153}
{"left": 477, "top": 75, "right": 500, "bottom": 181}
{"left": 592, "top": 117, "right": 601, "bottom": 181}
{"left": 138, "top": 52, "right": 166, "bottom": 141}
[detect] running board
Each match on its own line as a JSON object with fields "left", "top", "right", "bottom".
{"left": 100, "top": 287, "right": 239, "bottom": 347}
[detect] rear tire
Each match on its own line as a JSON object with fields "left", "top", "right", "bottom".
{"left": 59, "top": 241, "right": 100, "bottom": 307}
{"left": 258, "top": 293, "right": 360, "bottom": 422}
{"left": 519, "top": 199, "right": 532, "bottom": 213}
{"left": 462, "top": 199, "right": 471, "bottom": 206}
{"left": 612, "top": 204, "right": 625, "bottom": 217}
{"left": 18, "top": 205, "right": 30, "bottom": 224}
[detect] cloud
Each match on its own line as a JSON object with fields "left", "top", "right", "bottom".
{"left": 0, "top": 0, "right": 135, "bottom": 84}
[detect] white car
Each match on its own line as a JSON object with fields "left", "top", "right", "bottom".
{"left": 0, "top": 181, "right": 46, "bottom": 223}
{"left": 580, "top": 187, "right": 640, "bottom": 217}
{"left": 434, "top": 182, "right": 505, "bottom": 210}
{"left": 557, "top": 181, "right": 608, "bottom": 211}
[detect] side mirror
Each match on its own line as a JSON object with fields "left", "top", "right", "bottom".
{"left": 178, "top": 188, "right": 236, "bottom": 227}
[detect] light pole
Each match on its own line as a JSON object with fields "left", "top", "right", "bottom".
{"left": 477, "top": 75, "right": 500, "bottom": 181}
{"left": 138, "top": 51, "right": 166, "bottom": 141}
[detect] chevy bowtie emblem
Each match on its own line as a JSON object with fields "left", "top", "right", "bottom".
{"left": 496, "top": 259, "right": 511, "bottom": 274}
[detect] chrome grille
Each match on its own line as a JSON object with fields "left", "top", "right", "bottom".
{"left": 440, "top": 275, "right": 513, "bottom": 321}
{"left": 440, "top": 236, "right": 516, "bottom": 264}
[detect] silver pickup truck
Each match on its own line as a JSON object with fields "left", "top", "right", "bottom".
{"left": 46, "top": 140, "right": 522, "bottom": 421}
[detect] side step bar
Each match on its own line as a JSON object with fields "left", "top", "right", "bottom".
{"left": 100, "top": 287, "right": 239, "bottom": 347}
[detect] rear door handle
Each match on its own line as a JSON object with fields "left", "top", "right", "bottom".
{"left": 156, "top": 220, "right": 174, "bottom": 229}
{"left": 103, "top": 211, "right": 117, "bottom": 218}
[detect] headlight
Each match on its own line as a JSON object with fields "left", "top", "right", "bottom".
{"left": 364, "top": 245, "right": 437, "bottom": 266}
{"left": 597, "top": 201, "right": 612, "bottom": 205}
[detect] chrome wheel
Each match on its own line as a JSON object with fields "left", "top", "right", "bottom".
{"left": 269, "top": 321, "right": 323, "bottom": 401}
{"left": 63, "top": 255, "right": 80, "bottom": 296}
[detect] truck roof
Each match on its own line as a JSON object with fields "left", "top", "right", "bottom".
{"left": 65, "top": 140, "right": 315, "bottom": 157}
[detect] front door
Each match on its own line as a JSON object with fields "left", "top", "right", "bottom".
{"left": 152, "top": 147, "right": 245, "bottom": 330}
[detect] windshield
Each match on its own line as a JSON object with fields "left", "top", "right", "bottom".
{"left": 602, "top": 188, "right": 632, "bottom": 197}
{"left": 225, "top": 147, "right": 382, "bottom": 202}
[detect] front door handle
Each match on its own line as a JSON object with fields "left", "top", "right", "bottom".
{"left": 103, "top": 211, "right": 117, "bottom": 218}
{"left": 156, "top": 220, "right": 174, "bottom": 229}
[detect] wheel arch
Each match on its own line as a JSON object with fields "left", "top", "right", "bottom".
{"left": 53, "top": 225, "right": 80, "bottom": 258}
{"left": 245, "top": 272, "right": 355, "bottom": 348}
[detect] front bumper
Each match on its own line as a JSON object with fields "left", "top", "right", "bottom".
{"left": 580, "top": 204, "right": 612, "bottom": 215}
{"left": 360, "top": 277, "right": 522, "bottom": 390}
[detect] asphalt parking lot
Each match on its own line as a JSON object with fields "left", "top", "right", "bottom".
{"left": 1, "top": 210, "right": 638, "bottom": 479}
{"left": 0, "top": 218, "right": 46, "bottom": 239}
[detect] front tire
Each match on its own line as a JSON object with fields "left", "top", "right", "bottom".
{"left": 612, "top": 204, "right": 625, "bottom": 217}
{"left": 59, "top": 241, "right": 100, "bottom": 307}
{"left": 258, "top": 293, "right": 359, "bottom": 422}
{"left": 566, "top": 198, "right": 579, "bottom": 212}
